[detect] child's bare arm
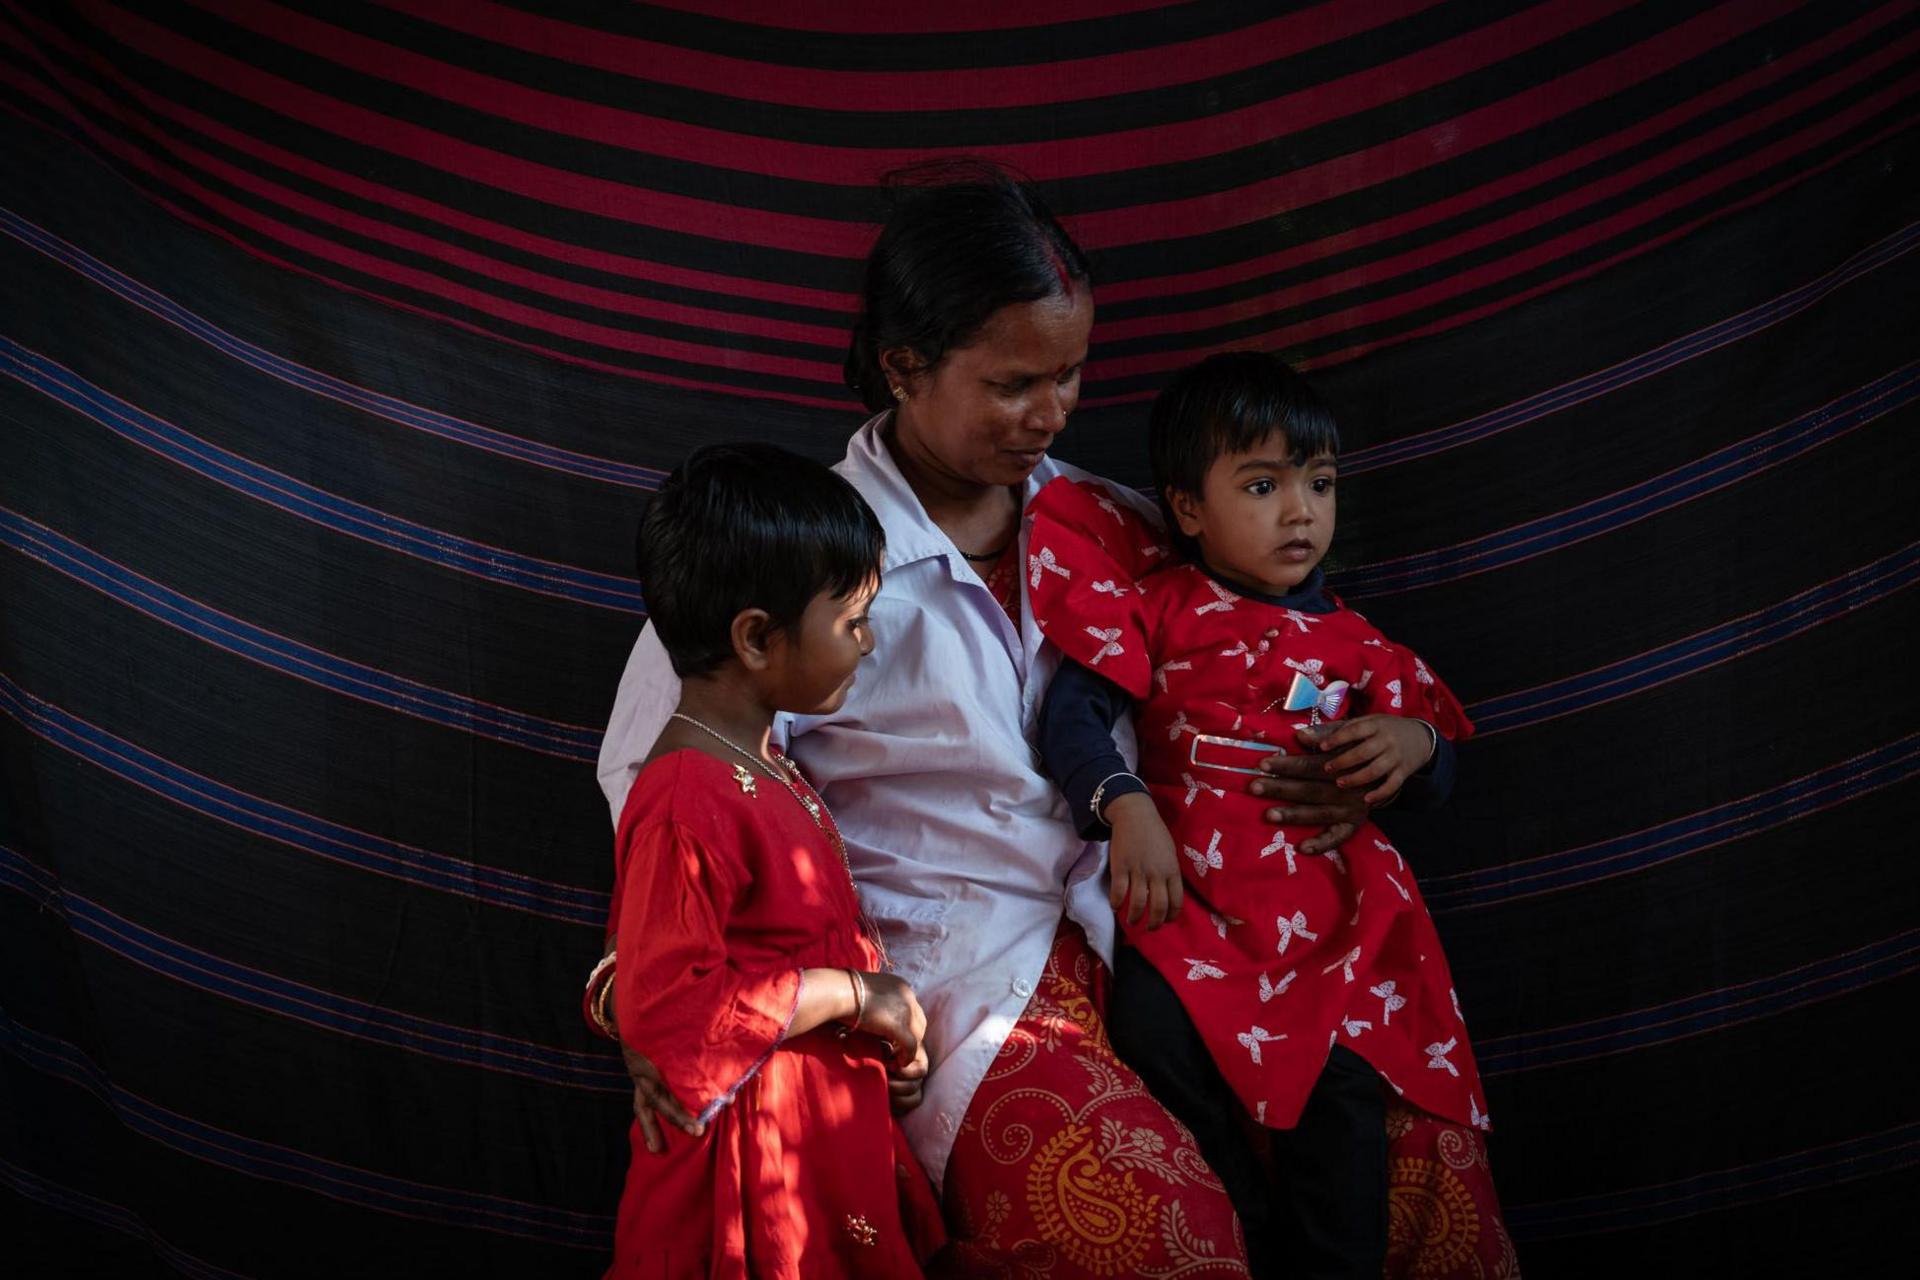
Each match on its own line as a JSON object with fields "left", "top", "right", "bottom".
{"left": 1105, "top": 792, "right": 1185, "bottom": 929}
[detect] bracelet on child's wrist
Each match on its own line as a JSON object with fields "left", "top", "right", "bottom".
{"left": 1090, "top": 772, "right": 1143, "bottom": 824}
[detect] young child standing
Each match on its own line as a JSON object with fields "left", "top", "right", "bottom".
{"left": 1029, "top": 353, "right": 1513, "bottom": 1278}
{"left": 598, "top": 443, "right": 944, "bottom": 1278}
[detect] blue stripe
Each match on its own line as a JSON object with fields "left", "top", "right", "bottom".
{"left": 0, "top": 506, "right": 601, "bottom": 761}
{"left": 0, "top": 1008, "right": 615, "bottom": 1249}
{"left": 1467, "top": 542, "right": 1920, "bottom": 735}
{"left": 1344, "top": 221, "right": 1920, "bottom": 475}
{"left": 1506, "top": 1122, "right": 1920, "bottom": 1239}
{"left": 0, "top": 843, "right": 626, "bottom": 1092}
{"left": 0, "top": 1156, "right": 255, "bottom": 1280}
{"left": 0, "top": 672, "right": 608, "bottom": 926}
{"left": 0, "top": 206, "right": 667, "bottom": 492}
{"left": 1477, "top": 929, "right": 1920, "bottom": 1076}
{"left": 1424, "top": 734, "right": 1920, "bottom": 911}
{"left": 0, "top": 336, "right": 647, "bottom": 614}
{"left": 1331, "top": 362, "right": 1920, "bottom": 599}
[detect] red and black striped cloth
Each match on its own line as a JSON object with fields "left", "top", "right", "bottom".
{"left": 1, "top": 3, "right": 1914, "bottom": 1276}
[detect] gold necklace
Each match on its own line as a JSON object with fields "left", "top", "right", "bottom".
{"left": 669, "top": 712, "right": 887, "bottom": 964}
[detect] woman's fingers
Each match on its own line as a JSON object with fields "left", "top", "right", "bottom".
{"left": 1166, "top": 874, "right": 1185, "bottom": 920}
{"left": 1298, "top": 822, "right": 1357, "bottom": 856}
{"left": 635, "top": 1103, "right": 666, "bottom": 1154}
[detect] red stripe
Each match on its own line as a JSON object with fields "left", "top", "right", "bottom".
{"left": 1080, "top": 101, "right": 1920, "bottom": 403}
{"left": 378, "top": 0, "right": 1443, "bottom": 112}
{"left": 1071, "top": 0, "right": 1804, "bottom": 252}
{"left": 193, "top": 0, "right": 1629, "bottom": 189}
{"left": 1093, "top": 10, "right": 1919, "bottom": 344}
{"left": 77, "top": 1, "right": 876, "bottom": 256}
{"left": 634, "top": 0, "right": 1179, "bottom": 32}
{"left": 0, "top": 2, "right": 857, "bottom": 310}
{"left": 1304, "top": 118, "right": 1920, "bottom": 375}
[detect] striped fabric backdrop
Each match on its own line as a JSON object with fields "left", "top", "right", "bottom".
{"left": 2, "top": 2, "right": 1915, "bottom": 1275}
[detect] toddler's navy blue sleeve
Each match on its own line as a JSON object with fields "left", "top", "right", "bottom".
{"left": 1039, "top": 659, "right": 1149, "bottom": 840}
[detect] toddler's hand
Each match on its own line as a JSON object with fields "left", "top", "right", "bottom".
{"left": 1105, "top": 793, "right": 1184, "bottom": 930}
{"left": 1310, "top": 715, "right": 1436, "bottom": 805}
{"left": 857, "top": 971, "right": 929, "bottom": 1071}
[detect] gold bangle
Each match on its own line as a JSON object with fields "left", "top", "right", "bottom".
{"left": 591, "top": 971, "right": 618, "bottom": 1040}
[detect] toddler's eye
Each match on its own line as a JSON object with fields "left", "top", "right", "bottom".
{"left": 1245, "top": 479, "right": 1275, "bottom": 496}
{"left": 1311, "top": 476, "right": 1336, "bottom": 494}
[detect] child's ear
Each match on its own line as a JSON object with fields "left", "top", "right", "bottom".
{"left": 730, "top": 608, "right": 779, "bottom": 670}
{"left": 1164, "top": 486, "right": 1205, "bottom": 539}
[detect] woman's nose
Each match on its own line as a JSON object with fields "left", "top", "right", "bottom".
{"left": 1033, "top": 387, "right": 1069, "bottom": 434}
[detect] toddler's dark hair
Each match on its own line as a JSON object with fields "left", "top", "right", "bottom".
{"left": 1148, "top": 351, "right": 1342, "bottom": 558}
{"left": 636, "top": 443, "right": 885, "bottom": 678}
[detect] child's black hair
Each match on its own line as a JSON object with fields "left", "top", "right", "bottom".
{"left": 636, "top": 443, "right": 885, "bottom": 679}
{"left": 844, "top": 159, "right": 1091, "bottom": 412}
{"left": 1147, "top": 351, "right": 1342, "bottom": 559}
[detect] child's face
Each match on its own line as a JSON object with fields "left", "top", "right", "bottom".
{"left": 764, "top": 577, "right": 881, "bottom": 716}
{"left": 1168, "top": 434, "right": 1336, "bottom": 596}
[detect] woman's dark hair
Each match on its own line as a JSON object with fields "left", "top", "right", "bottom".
{"left": 1148, "top": 351, "right": 1343, "bottom": 559}
{"left": 636, "top": 443, "right": 885, "bottom": 678}
{"left": 844, "top": 159, "right": 1091, "bottom": 412}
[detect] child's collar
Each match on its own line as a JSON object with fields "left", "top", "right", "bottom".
{"left": 1195, "top": 562, "right": 1333, "bottom": 613}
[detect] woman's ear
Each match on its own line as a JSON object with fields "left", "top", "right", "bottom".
{"left": 879, "top": 347, "right": 926, "bottom": 395}
{"left": 1165, "top": 486, "right": 1205, "bottom": 539}
{"left": 729, "top": 608, "right": 779, "bottom": 671}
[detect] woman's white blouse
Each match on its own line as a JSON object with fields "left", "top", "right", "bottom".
{"left": 597, "top": 414, "right": 1147, "bottom": 1188}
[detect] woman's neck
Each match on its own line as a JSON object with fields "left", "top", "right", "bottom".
{"left": 883, "top": 418, "right": 1021, "bottom": 554}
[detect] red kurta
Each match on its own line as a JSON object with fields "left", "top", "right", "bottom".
{"left": 1026, "top": 477, "right": 1491, "bottom": 1135}
{"left": 608, "top": 750, "right": 944, "bottom": 1279}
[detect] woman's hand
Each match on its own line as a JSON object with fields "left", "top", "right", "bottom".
{"left": 1104, "top": 792, "right": 1184, "bottom": 929}
{"left": 1249, "top": 733, "right": 1373, "bottom": 854}
{"left": 618, "top": 1042, "right": 705, "bottom": 1154}
{"left": 857, "top": 971, "right": 929, "bottom": 1071}
{"left": 887, "top": 1042, "right": 930, "bottom": 1115}
{"left": 1313, "top": 715, "right": 1436, "bottom": 805}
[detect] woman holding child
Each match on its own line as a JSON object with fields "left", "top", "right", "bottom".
{"left": 593, "top": 165, "right": 1513, "bottom": 1278}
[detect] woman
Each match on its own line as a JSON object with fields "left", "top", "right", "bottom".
{"left": 596, "top": 166, "right": 1380, "bottom": 1276}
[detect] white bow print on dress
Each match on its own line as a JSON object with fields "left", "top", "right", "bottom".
{"left": 1275, "top": 910, "right": 1318, "bottom": 955}
{"left": 1194, "top": 579, "right": 1240, "bottom": 616}
{"left": 1182, "top": 772, "right": 1225, "bottom": 807}
{"left": 1083, "top": 627, "right": 1125, "bottom": 665}
{"left": 1374, "top": 838, "right": 1405, "bottom": 872}
{"left": 1210, "top": 910, "right": 1245, "bottom": 938}
{"left": 1258, "top": 831, "right": 1298, "bottom": 874}
{"left": 1322, "top": 945, "right": 1362, "bottom": 983}
{"left": 1386, "top": 678, "right": 1404, "bottom": 709}
{"left": 1369, "top": 980, "right": 1407, "bottom": 1025}
{"left": 1341, "top": 1016, "right": 1373, "bottom": 1038}
{"left": 1183, "top": 958, "right": 1227, "bottom": 981}
{"left": 1027, "top": 545, "right": 1072, "bottom": 588}
{"left": 1426, "top": 1037, "right": 1460, "bottom": 1076}
{"left": 1414, "top": 657, "right": 1435, "bottom": 685}
{"left": 1167, "top": 710, "right": 1197, "bottom": 741}
{"left": 1386, "top": 872, "right": 1411, "bottom": 902}
{"left": 1282, "top": 656, "right": 1326, "bottom": 686}
{"left": 1183, "top": 830, "right": 1224, "bottom": 878}
{"left": 1154, "top": 659, "right": 1192, "bottom": 691}
{"left": 1236, "top": 1025, "right": 1285, "bottom": 1065}
{"left": 1094, "top": 493, "right": 1126, "bottom": 524}
{"left": 1089, "top": 579, "right": 1132, "bottom": 598}
{"left": 1470, "top": 1095, "right": 1491, "bottom": 1131}
{"left": 1220, "top": 639, "right": 1256, "bottom": 669}
{"left": 1324, "top": 849, "right": 1348, "bottom": 876}
{"left": 1258, "top": 970, "right": 1296, "bottom": 1002}
{"left": 1283, "top": 609, "right": 1320, "bottom": 634}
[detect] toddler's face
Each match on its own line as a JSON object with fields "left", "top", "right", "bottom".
{"left": 1169, "top": 435, "right": 1336, "bottom": 596}
{"left": 765, "top": 577, "right": 880, "bottom": 716}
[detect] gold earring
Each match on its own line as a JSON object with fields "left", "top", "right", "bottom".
{"left": 890, "top": 384, "right": 908, "bottom": 403}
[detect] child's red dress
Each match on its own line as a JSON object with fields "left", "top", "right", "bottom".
{"left": 607, "top": 749, "right": 944, "bottom": 1278}
{"left": 1025, "top": 477, "right": 1491, "bottom": 1137}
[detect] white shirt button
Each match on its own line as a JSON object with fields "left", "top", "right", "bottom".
{"left": 1012, "top": 977, "right": 1034, "bottom": 999}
